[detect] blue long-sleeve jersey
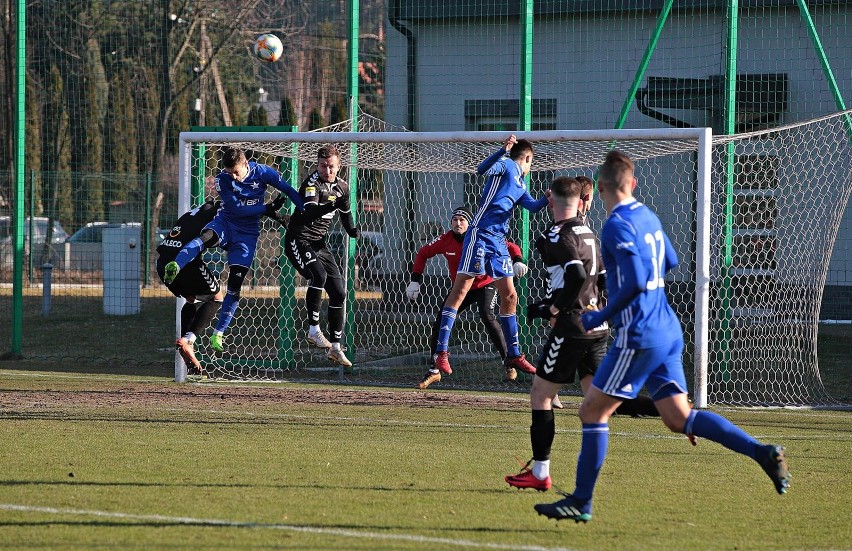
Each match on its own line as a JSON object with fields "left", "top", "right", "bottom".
{"left": 584, "top": 198, "right": 682, "bottom": 349}
{"left": 470, "top": 148, "right": 548, "bottom": 236}
{"left": 214, "top": 162, "right": 304, "bottom": 231}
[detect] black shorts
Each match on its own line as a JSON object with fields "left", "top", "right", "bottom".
{"left": 535, "top": 330, "right": 608, "bottom": 385}
{"left": 156, "top": 257, "right": 220, "bottom": 299}
{"left": 283, "top": 237, "right": 343, "bottom": 282}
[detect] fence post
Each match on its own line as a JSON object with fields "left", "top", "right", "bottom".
{"left": 42, "top": 263, "right": 52, "bottom": 316}
{"left": 144, "top": 172, "right": 152, "bottom": 287}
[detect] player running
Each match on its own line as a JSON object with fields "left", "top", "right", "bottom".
{"left": 505, "top": 175, "right": 660, "bottom": 492}
{"left": 162, "top": 147, "right": 304, "bottom": 353}
{"left": 432, "top": 135, "right": 548, "bottom": 377}
{"left": 534, "top": 151, "right": 789, "bottom": 523}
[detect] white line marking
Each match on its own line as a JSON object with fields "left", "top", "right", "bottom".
{"left": 0, "top": 504, "right": 575, "bottom": 551}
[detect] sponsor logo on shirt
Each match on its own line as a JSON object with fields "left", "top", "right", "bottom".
{"left": 305, "top": 186, "right": 317, "bottom": 197}
{"left": 572, "top": 226, "right": 592, "bottom": 235}
{"left": 616, "top": 241, "right": 634, "bottom": 250}
{"left": 169, "top": 226, "right": 181, "bottom": 238}
{"left": 161, "top": 239, "right": 183, "bottom": 248}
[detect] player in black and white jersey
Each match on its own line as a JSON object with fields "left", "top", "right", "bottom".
{"left": 157, "top": 198, "right": 224, "bottom": 376}
{"left": 506, "top": 175, "right": 660, "bottom": 492}
{"left": 284, "top": 145, "right": 359, "bottom": 367}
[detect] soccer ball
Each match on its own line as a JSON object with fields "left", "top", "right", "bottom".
{"left": 253, "top": 34, "right": 283, "bottom": 63}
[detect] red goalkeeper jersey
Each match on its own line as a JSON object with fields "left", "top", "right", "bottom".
{"left": 411, "top": 231, "right": 523, "bottom": 290}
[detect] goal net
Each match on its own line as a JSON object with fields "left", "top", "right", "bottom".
{"left": 175, "top": 112, "right": 851, "bottom": 406}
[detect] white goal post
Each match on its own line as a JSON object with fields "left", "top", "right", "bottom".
{"left": 173, "top": 119, "right": 848, "bottom": 407}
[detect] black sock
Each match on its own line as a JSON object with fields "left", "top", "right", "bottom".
{"left": 190, "top": 300, "right": 222, "bottom": 336}
{"left": 531, "top": 409, "right": 555, "bottom": 461}
{"left": 615, "top": 396, "right": 660, "bottom": 417}
{"left": 180, "top": 302, "right": 197, "bottom": 336}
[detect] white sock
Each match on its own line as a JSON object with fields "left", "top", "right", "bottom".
{"left": 331, "top": 342, "right": 342, "bottom": 351}
{"left": 308, "top": 325, "right": 321, "bottom": 336}
{"left": 533, "top": 460, "right": 550, "bottom": 480}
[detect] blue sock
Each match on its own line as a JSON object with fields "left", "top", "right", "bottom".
{"left": 684, "top": 409, "right": 760, "bottom": 459}
{"left": 215, "top": 291, "right": 239, "bottom": 333}
{"left": 574, "top": 423, "right": 609, "bottom": 502}
{"left": 499, "top": 313, "right": 521, "bottom": 358}
{"left": 435, "top": 307, "right": 457, "bottom": 353}
{"left": 175, "top": 237, "right": 203, "bottom": 270}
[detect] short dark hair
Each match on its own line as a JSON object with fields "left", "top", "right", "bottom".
{"left": 598, "top": 150, "right": 634, "bottom": 192}
{"left": 575, "top": 176, "right": 594, "bottom": 199}
{"left": 317, "top": 145, "right": 340, "bottom": 160}
{"left": 222, "top": 147, "right": 246, "bottom": 169}
{"left": 509, "top": 139, "right": 534, "bottom": 160}
{"left": 550, "top": 176, "right": 583, "bottom": 200}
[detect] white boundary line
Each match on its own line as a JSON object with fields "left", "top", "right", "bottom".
{"left": 0, "top": 504, "right": 575, "bottom": 551}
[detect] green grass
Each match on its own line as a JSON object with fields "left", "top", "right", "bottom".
{"left": 1, "top": 370, "right": 850, "bottom": 550}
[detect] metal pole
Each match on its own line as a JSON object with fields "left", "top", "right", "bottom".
{"left": 42, "top": 263, "right": 52, "bottom": 317}
{"left": 343, "top": 0, "right": 360, "bottom": 370}
{"left": 720, "top": 0, "right": 740, "bottom": 383}
{"left": 517, "top": 0, "right": 534, "bottom": 355}
{"left": 614, "top": 0, "right": 675, "bottom": 130}
{"left": 11, "top": 0, "right": 26, "bottom": 357}
{"left": 144, "top": 173, "right": 152, "bottom": 287}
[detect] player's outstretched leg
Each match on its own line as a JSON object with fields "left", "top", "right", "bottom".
{"left": 757, "top": 444, "right": 790, "bottom": 495}
{"left": 534, "top": 493, "right": 592, "bottom": 523}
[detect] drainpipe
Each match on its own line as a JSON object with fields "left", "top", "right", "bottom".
{"left": 388, "top": 0, "right": 418, "bottom": 276}
{"left": 388, "top": 0, "right": 416, "bottom": 130}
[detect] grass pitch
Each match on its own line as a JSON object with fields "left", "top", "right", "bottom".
{"left": 0, "top": 369, "right": 850, "bottom": 551}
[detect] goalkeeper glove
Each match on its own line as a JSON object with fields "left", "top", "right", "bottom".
{"left": 265, "top": 194, "right": 287, "bottom": 216}
{"left": 346, "top": 226, "right": 360, "bottom": 239}
{"left": 512, "top": 261, "right": 529, "bottom": 278}
{"left": 405, "top": 281, "right": 421, "bottom": 301}
{"left": 526, "top": 301, "right": 553, "bottom": 320}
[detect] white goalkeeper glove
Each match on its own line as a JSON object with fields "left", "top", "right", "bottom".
{"left": 405, "top": 281, "right": 421, "bottom": 301}
{"left": 512, "top": 261, "right": 529, "bottom": 278}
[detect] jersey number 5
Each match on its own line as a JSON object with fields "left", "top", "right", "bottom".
{"left": 644, "top": 230, "right": 665, "bottom": 290}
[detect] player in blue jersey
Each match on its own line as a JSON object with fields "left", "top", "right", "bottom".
{"left": 163, "top": 147, "right": 304, "bottom": 352}
{"left": 431, "top": 135, "right": 548, "bottom": 378}
{"left": 534, "top": 151, "right": 789, "bottom": 523}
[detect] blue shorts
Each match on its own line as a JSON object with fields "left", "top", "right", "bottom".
{"left": 457, "top": 228, "right": 513, "bottom": 279}
{"left": 205, "top": 216, "right": 259, "bottom": 268}
{"left": 591, "top": 336, "right": 687, "bottom": 400}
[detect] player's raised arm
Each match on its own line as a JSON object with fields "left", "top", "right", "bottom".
{"left": 266, "top": 168, "right": 304, "bottom": 211}
{"left": 476, "top": 135, "right": 515, "bottom": 175}
{"left": 517, "top": 190, "right": 549, "bottom": 213}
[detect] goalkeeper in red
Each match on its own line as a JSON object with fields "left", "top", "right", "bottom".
{"left": 432, "top": 135, "right": 548, "bottom": 377}
{"left": 534, "top": 151, "right": 790, "bottom": 524}
{"left": 406, "top": 207, "right": 529, "bottom": 388}
{"left": 163, "top": 147, "right": 304, "bottom": 352}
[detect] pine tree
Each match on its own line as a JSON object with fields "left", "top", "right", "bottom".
{"left": 277, "top": 96, "right": 297, "bottom": 129}
{"left": 246, "top": 104, "right": 269, "bottom": 127}
{"left": 307, "top": 108, "right": 325, "bottom": 131}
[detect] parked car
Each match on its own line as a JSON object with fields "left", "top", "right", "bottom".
{"left": 328, "top": 230, "right": 386, "bottom": 287}
{"left": 65, "top": 222, "right": 163, "bottom": 271}
{"left": 0, "top": 216, "right": 69, "bottom": 268}
{"left": 67, "top": 222, "right": 167, "bottom": 244}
